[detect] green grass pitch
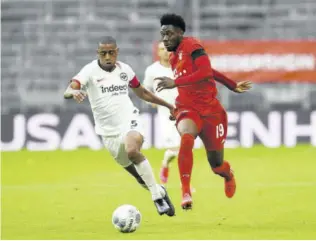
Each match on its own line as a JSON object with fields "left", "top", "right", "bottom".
{"left": 1, "top": 145, "right": 316, "bottom": 239}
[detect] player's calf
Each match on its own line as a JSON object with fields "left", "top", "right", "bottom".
{"left": 212, "top": 160, "right": 236, "bottom": 198}
{"left": 125, "top": 131, "right": 176, "bottom": 216}
{"left": 207, "top": 150, "right": 236, "bottom": 198}
{"left": 124, "top": 164, "right": 148, "bottom": 190}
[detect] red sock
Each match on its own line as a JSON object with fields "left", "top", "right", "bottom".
{"left": 178, "top": 134, "right": 195, "bottom": 195}
{"left": 212, "top": 161, "right": 232, "bottom": 180}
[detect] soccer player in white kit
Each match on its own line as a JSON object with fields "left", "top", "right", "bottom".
{"left": 143, "top": 41, "right": 179, "bottom": 185}
{"left": 63, "top": 37, "right": 175, "bottom": 216}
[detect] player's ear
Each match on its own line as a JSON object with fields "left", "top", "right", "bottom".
{"left": 116, "top": 48, "right": 119, "bottom": 54}
{"left": 176, "top": 28, "right": 184, "bottom": 36}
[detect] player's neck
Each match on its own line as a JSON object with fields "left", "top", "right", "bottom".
{"left": 159, "top": 60, "right": 170, "bottom": 68}
{"left": 174, "top": 36, "right": 184, "bottom": 52}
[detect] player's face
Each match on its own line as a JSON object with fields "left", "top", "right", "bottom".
{"left": 160, "top": 25, "right": 182, "bottom": 52}
{"left": 97, "top": 43, "right": 118, "bottom": 71}
{"left": 157, "top": 42, "right": 170, "bottom": 62}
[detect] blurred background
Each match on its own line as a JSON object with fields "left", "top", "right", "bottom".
{"left": 1, "top": 0, "right": 316, "bottom": 150}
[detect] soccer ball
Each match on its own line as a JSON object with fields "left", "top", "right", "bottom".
{"left": 112, "top": 204, "right": 141, "bottom": 233}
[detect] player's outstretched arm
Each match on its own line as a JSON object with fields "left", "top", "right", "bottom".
{"left": 212, "top": 68, "right": 237, "bottom": 90}
{"left": 63, "top": 80, "right": 87, "bottom": 103}
{"left": 212, "top": 69, "right": 252, "bottom": 93}
{"left": 132, "top": 85, "right": 175, "bottom": 112}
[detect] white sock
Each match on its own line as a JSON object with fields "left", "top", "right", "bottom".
{"left": 135, "top": 159, "right": 162, "bottom": 200}
{"left": 162, "top": 149, "right": 178, "bottom": 167}
{"left": 158, "top": 184, "right": 166, "bottom": 197}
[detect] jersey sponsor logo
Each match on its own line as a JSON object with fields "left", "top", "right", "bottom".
{"left": 100, "top": 84, "right": 128, "bottom": 93}
{"left": 120, "top": 72, "right": 128, "bottom": 81}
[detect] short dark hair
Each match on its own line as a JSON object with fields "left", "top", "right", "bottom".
{"left": 160, "top": 13, "right": 186, "bottom": 32}
{"left": 99, "top": 36, "right": 117, "bottom": 46}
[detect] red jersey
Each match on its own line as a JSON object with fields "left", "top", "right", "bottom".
{"left": 170, "top": 37, "right": 222, "bottom": 115}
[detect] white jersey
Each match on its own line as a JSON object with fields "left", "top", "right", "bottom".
{"left": 143, "top": 61, "right": 178, "bottom": 116}
{"left": 73, "top": 60, "right": 139, "bottom": 136}
{"left": 144, "top": 61, "right": 180, "bottom": 148}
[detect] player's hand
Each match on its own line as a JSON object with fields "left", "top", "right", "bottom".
{"left": 72, "top": 90, "right": 87, "bottom": 103}
{"left": 169, "top": 107, "right": 176, "bottom": 121}
{"left": 234, "top": 81, "right": 252, "bottom": 93}
{"left": 155, "top": 77, "right": 176, "bottom": 92}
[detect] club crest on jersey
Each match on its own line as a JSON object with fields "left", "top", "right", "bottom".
{"left": 120, "top": 72, "right": 128, "bottom": 81}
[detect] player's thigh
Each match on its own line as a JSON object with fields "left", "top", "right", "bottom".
{"left": 175, "top": 110, "right": 202, "bottom": 137}
{"left": 124, "top": 113, "right": 145, "bottom": 151}
{"left": 102, "top": 135, "right": 132, "bottom": 168}
{"left": 199, "top": 110, "right": 228, "bottom": 151}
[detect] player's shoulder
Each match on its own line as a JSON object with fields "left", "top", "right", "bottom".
{"left": 80, "top": 59, "right": 98, "bottom": 73}
{"left": 182, "top": 37, "right": 203, "bottom": 52}
{"left": 145, "top": 61, "right": 161, "bottom": 73}
{"left": 183, "top": 36, "right": 202, "bottom": 45}
{"left": 116, "top": 61, "right": 134, "bottom": 72}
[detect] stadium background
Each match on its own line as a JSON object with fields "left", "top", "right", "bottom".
{"left": 1, "top": 0, "right": 316, "bottom": 239}
{"left": 2, "top": 0, "right": 316, "bottom": 150}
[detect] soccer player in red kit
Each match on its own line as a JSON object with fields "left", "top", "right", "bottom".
{"left": 155, "top": 14, "right": 252, "bottom": 209}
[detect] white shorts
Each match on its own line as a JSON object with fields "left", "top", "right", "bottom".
{"left": 158, "top": 113, "right": 180, "bottom": 149}
{"left": 102, "top": 113, "right": 145, "bottom": 167}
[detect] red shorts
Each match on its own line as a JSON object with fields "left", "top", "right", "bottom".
{"left": 175, "top": 108, "right": 228, "bottom": 151}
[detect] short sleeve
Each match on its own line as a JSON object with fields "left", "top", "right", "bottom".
{"left": 123, "top": 63, "right": 135, "bottom": 81}
{"left": 123, "top": 64, "right": 140, "bottom": 88}
{"left": 72, "top": 64, "right": 91, "bottom": 87}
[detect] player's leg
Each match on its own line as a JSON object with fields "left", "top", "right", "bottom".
{"left": 160, "top": 147, "right": 178, "bottom": 184}
{"left": 206, "top": 149, "right": 235, "bottom": 198}
{"left": 124, "top": 130, "right": 175, "bottom": 216}
{"left": 102, "top": 135, "right": 148, "bottom": 190}
{"left": 124, "top": 164, "right": 148, "bottom": 190}
{"left": 199, "top": 110, "right": 236, "bottom": 198}
{"left": 176, "top": 110, "right": 202, "bottom": 209}
{"left": 159, "top": 118, "right": 180, "bottom": 184}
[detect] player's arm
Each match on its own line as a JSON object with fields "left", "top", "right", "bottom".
{"left": 130, "top": 76, "right": 174, "bottom": 111}
{"left": 212, "top": 68, "right": 237, "bottom": 90}
{"left": 212, "top": 69, "right": 252, "bottom": 93}
{"left": 173, "top": 47, "right": 213, "bottom": 86}
{"left": 155, "top": 46, "right": 212, "bottom": 91}
{"left": 63, "top": 80, "right": 87, "bottom": 103}
{"left": 64, "top": 65, "right": 89, "bottom": 102}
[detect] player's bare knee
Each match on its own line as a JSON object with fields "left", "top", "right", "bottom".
{"left": 126, "top": 146, "right": 139, "bottom": 161}
{"left": 177, "top": 119, "right": 199, "bottom": 137}
{"left": 126, "top": 146, "right": 145, "bottom": 164}
{"left": 178, "top": 126, "right": 197, "bottom": 137}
